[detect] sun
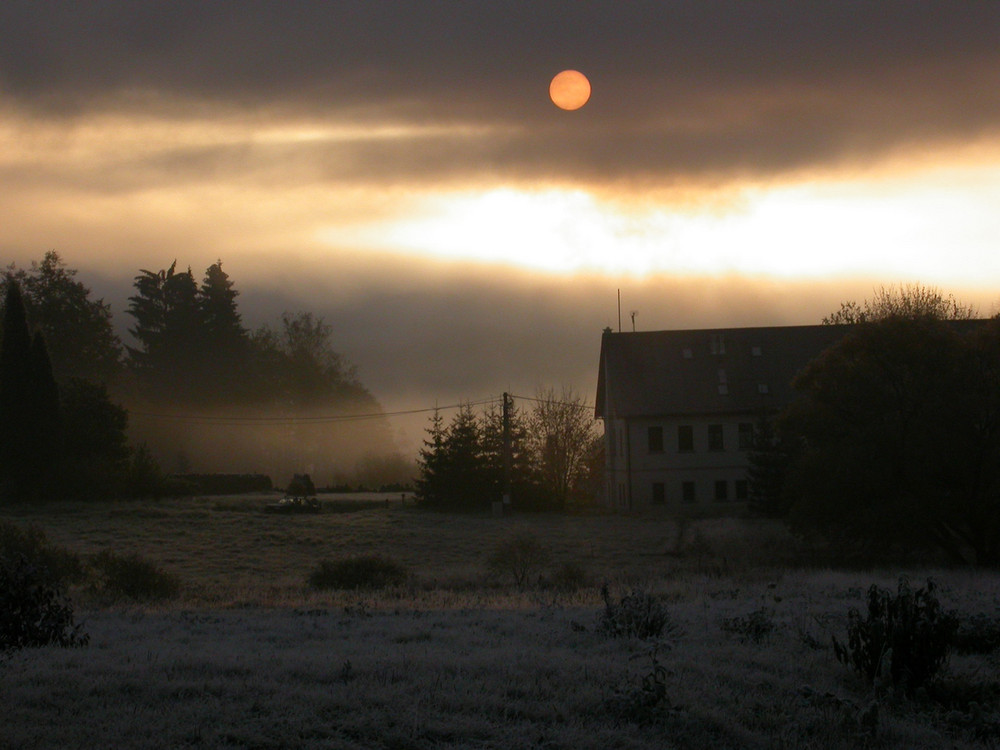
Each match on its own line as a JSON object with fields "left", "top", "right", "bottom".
{"left": 549, "top": 70, "right": 591, "bottom": 110}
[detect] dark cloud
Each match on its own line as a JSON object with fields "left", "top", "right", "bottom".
{"left": 3, "top": 2, "right": 1000, "bottom": 184}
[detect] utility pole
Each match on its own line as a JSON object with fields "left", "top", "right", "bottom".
{"left": 502, "top": 392, "right": 512, "bottom": 513}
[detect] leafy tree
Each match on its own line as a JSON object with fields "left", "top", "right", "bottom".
{"left": 785, "top": 316, "right": 1000, "bottom": 565}
{"left": 527, "top": 386, "right": 600, "bottom": 508}
{"left": 58, "top": 379, "right": 131, "bottom": 499}
{"left": 823, "top": 283, "right": 977, "bottom": 325}
{"left": 746, "top": 412, "right": 798, "bottom": 518}
{"left": 1, "top": 252, "right": 122, "bottom": 385}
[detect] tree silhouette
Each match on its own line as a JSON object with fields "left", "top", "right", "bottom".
{"left": 2, "top": 252, "right": 122, "bottom": 386}
{"left": 0, "top": 280, "right": 60, "bottom": 499}
{"left": 786, "top": 316, "right": 1000, "bottom": 565}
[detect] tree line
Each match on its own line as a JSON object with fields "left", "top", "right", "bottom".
{"left": 749, "top": 284, "right": 1000, "bottom": 566}
{"left": 0, "top": 252, "right": 403, "bottom": 497}
{"left": 416, "top": 388, "right": 602, "bottom": 512}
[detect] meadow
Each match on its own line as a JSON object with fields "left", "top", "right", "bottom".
{"left": 2, "top": 495, "right": 999, "bottom": 749}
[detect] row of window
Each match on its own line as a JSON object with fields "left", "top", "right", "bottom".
{"left": 680, "top": 334, "right": 764, "bottom": 358}
{"left": 647, "top": 423, "right": 755, "bottom": 453}
{"left": 651, "top": 479, "right": 748, "bottom": 504}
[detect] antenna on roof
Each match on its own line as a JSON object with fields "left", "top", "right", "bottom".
{"left": 617, "top": 289, "right": 621, "bottom": 332}
{"left": 630, "top": 310, "right": 638, "bottom": 332}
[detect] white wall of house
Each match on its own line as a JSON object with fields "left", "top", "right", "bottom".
{"left": 603, "top": 415, "right": 756, "bottom": 510}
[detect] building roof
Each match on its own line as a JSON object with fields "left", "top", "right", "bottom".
{"left": 595, "top": 324, "right": 853, "bottom": 419}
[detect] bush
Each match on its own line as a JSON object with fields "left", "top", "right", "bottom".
{"left": 953, "top": 613, "right": 1000, "bottom": 655}
{"left": 833, "top": 577, "right": 958, "bottom": 695}
{"left": 549, "top": 561, "right": 589, "bottom": 592}
{"left": 721, "top": 607, "right": 775, "bottom": 644}
{"left": 307, "top": 555, "right": 407, "bottom": 590}
{"left": 598, "top": 585, "right": 678, "bottom": 640}
{"left": 0, "top": 555, "right": 88, "bottom": 652}
{"left": 486, "top": 534, "right": 550, "bottom": 589}
{"left": 89, "top": 550, "right": 180, "bottom": 602}
{"left": 0, "top": 521, "right": 83, "bottom": 587}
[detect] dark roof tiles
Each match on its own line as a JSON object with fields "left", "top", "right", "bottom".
{"left": 595, "top": 325, "right": 852, "bottom": 418}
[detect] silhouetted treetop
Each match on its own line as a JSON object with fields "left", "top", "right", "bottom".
{"left": 823, "top": 283, "right": 977, "bottom": 325}
{"left": 1, "top": 252, "right": 122, "bottom": 385}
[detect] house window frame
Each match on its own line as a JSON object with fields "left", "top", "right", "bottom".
{"left": 681, "top": 481, "right": 696, "bottom": 503}
{"left": 714, "top": 480, "right": 729, "bottom": 502}
{"left": 677, "top": 425, "right": 694, "bottom": 452}
{"left": 652, "top": 482, "right": 665, "bottom": 505}
{"left": 708, "top": 424, "right": 724, "bottom": 452}
{"left": 647, "top": 425, "right": 664, "bottom": 453}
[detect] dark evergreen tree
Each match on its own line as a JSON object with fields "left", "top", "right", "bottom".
{"left": 415, "top": 409, "right": 447, "bottom": 505}
{"left": 126, "top": 262, "right": 201, "bottom": 400}
{"left": 416, "top": 405, "right": 489, "bottom": 510}
{"left": 0, "top": 280, "right": 35, "bottom": 497}
{"left": 197, "top": 261, "right": 249, "bottom": 396}
{"left": 0, "top": 281, "right": 61, "bottom": 499}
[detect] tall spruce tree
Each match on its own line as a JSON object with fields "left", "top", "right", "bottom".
{"left": 0, "top": 281, "right": 61, "bottom": 499}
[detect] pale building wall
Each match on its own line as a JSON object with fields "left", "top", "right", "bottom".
{"left": 603, "top": 415, "right": 756, "bottom": 511}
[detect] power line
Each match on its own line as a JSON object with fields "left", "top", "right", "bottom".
{"left": 128, "top": 397, "right": 502, "bottom": 426}
{"left": 127, "top": 392, "right": 595, "bottom": 427}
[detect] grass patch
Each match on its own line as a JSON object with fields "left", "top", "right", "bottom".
{"left": 88, "top": 550, "right": 180, "bottom": 602}
{"left": 307, "top": 555, "right": 408, "bottom": 590}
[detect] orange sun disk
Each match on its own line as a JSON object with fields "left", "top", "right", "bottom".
{"left": 549, "top": 70, "right": 591, "bottom": 110}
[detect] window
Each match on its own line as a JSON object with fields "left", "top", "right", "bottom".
{"left": 682, "top": 481, "right": 696, "bottom": 503}
{"left": 714, "top": 480, "right": 729, "bottom": 502}
{"left": 647, "top": 425, "right": 663, "bottom": 453}
{"left": 757, "top": 383, "right": 770, "bottom": 394}
{"left": 708, "top": 424, "right": 724, "bottom": 451}
{"left": 717, "top": 368, "right": 728, "bottom": 395}
{"left": 678, "top": 425, "right": 694, "bottom": 452}
{"left": 735, "top": 480, "right": 748, "bottom": 501}
{"left": 652, "top": 482, "right": 665, "bottom": 505}
{"left": 752, "top": 346, "right": 762, "bottom": 357}
{"left": 682, "top": 347, "right": 693, "bottom": 359}
{"left": 738, "top": 423, "right": 754, "bottom": 450}
{"left": 608, "top": 425, "right": 616, "bottom": 457}
{"left": 710, "top": 333, "right": 726, "bottom": 355}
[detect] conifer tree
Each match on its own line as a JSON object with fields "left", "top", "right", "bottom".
{"left": 0, "top": 281, "right": 61, "bottom": 499}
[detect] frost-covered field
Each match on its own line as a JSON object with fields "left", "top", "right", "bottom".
{"left": 2, "top": 498, "right": 999, "bottom": 748}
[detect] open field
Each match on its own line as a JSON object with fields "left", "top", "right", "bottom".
{"left": 2, "top": 497, "right": 999, "bottom": 748}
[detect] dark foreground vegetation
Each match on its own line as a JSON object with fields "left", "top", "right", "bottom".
{"left": 2, "top": 500, "right": 1000, "bottom": 748}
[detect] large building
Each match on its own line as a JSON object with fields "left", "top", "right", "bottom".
{"left": 594, "top": 325, "right": 850, "bottom": 511}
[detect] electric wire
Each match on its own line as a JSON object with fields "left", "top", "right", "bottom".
{"left": 128, "top": 393, "right": 595, "bottom": 426}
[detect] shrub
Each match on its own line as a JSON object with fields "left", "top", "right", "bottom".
{"left": 549, "top": 561, "right": 588, "bottom": 592}
{"left": 0, "top": 521, "right": 83, "bottom": 587}
{"left": 598, "top": 585, "right": 678, "bottom": 640}
{"left": 721, "top": 607, "right": 775, "bottom": 644}
{"left": 953, "top": 613, "right": 1000, "bottom": 655}
{"left": 307, "top": 555, "right": 407, "bottom": 590}
{"left": 833, "top": 577, "right": 958, "bottom": 695}
{"left": 0, "top": 555, "right": 88, "bottom": 652}
{"left": 89, "top": 550, "right": 180, "bottom": 602}
{"left": 486, "top": 534, "right": 550, "bottom": 589}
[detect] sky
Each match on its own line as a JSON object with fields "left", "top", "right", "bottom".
{"left": 3, "top": 1, "right": 1000, "bottom": 452}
